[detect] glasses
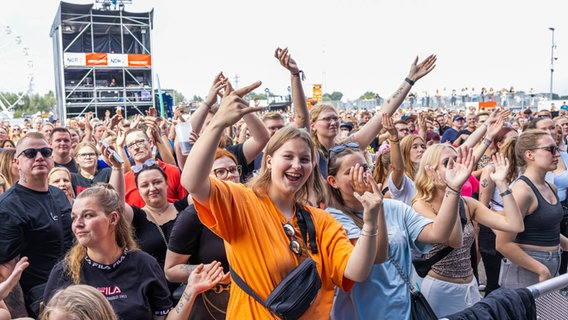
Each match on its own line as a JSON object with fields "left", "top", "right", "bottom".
{"left": 533, "top": 145, "right": 560, "bottom": 155}
{"left": 329, "top": 142, "right": 360, "bottom": 154}
{"left": 17, "top": 147, "right": 53, "bottom": 159}
{"left": 282, "top": 222, "right": 302, "bottom": 257}
{"left": 132, "top": 158, "right": 157, "bottom": 173}
{"left": 77, "top": 153, "right": 97, "bottom": 159}
{"left": 212, "top": 165, "right": 242, "bottom": 179}
{"left": 317, "top": 116, "right": 340, "bottom": 123}
{"left": 126, "top": 139, "right": 148, "bottom": 150}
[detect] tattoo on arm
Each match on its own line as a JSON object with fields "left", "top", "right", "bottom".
{"left": 481, "top": 178, "right": 488, "bottom": 188}
{"left": 174, "top": 292, "right": 191, "bottom": 314}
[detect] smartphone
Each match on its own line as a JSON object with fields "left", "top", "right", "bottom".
{"left": 99, "top": 140, "right": 124, "bottom": 164}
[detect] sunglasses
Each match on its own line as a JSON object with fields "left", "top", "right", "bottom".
{"left": 533, "top": 145, "right": 559, "bottom": 155}
{"left": 329, "top": 142, "right": 360, "bottom": 154}
{"left": 17, "top": 147, "right": 53, "bottom": 159}
{"left": 282, "top": 222, "right": 302, "bottom": 257}
{"left": 132, "top": 158, "right": 157, "bottom": 173}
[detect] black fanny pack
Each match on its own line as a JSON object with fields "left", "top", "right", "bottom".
{"left": 230, "top": 205, "right": 321, "bottom": 320}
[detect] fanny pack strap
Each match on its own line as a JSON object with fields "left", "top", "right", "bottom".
{"left": 229, "top": 203, "right": 318, "bottom": 309}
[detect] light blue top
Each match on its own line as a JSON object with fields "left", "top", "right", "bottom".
{"left": 546, "top": 151, "right": 568, "bottom": 203}
{"left": 328, "top": 199, "right": 433, "bottom": 320}
{"left": 387, "top": 173, "right": 415, "bottom": 206}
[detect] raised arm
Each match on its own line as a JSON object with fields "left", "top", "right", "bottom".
{"left": 275, "top": 47, "right": 309, "bottom": 129}
{"left": 417, "top": 146, "right": 474, "bottom": 245}
{"left": 188, "top": 72, "right": 226, "bottom": 134}
{"left": 182, "top": 81, "right": 262, "bottom": 204}
{"left": 383, "top": 113, "right": 405, "bottom": 189}
{"left": 344, "top": 165, "right": 387, "bottom": 281}
{"left": 352, "top": 55, "right": 437, "bottom": 148}
{"left": 101, "top": 144, "right": 133, "bottom": 223}
{"left": 467, "top": 153, "right": 523, "bottom": 233}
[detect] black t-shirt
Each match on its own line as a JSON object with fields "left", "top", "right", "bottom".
{"left": 44, "top": 250, "right": 172, "bottom": 320}
{"left": 168, "top": 205, "right": 229, "bottom": 272}
{"left": 131, "top": 197, "right": 188, "bottom": 268}
{"left": 54, "top": 158, "right": 78, "bottom": 173}
{"left": 0, "top": 184, "right": 73, "bottom": 293}
{"left": 71, "top": 167, "right": 112, "bottom": 195}
{"left": 226, "top": 143, "right": 255, "bottom": 183}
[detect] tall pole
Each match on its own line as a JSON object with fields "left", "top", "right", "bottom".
{"left": 549, "top": 27, "right": 556, "bottom": 100}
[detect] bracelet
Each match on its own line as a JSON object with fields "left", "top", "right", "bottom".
{"left": 360, "top": 229, "right": 379, "bottom": 237}
{"left": 389, "top": 138, "right": 400, "bottom": 144}
{"left": 500, "top": 189, "right": 512, "bottom": 197}
{"left": 446, "top": 184, "right": 461, "bottom": 195}
{"left": 482, "top": 137, "right": 492, "bottom": 147}
{"left": 404, "top": 77, "right": 415, "bottom": 86}
{"left": 112, "top": 166, "right": 124, "bottom": 171}
{"left": 292, "top": 70, "right": 305, "bottom": 81}
{"left": 202, "top": 101, "right": 211, "bottom": 109}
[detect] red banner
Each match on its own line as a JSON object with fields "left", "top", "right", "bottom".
{"left": 128, "top": 54, "right": 152, "bottom": 67}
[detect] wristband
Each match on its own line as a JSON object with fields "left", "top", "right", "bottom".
{"left": 202, "top": 101, "right": 211, "bottom": 109}
{"left": 360, "top": 229, "right": 379, "bottom": 237}
{"left": 292, "top": 70, "right": 305, "bottom": 81}
{"left": 482, "top": 137, "right": 492, "bottom": 147}
{"left": 389, "top": 138, "right": 400, "bottom": 144}
{"left": 404, "top": 77, "right": 415, "bottom": 86}
{"left": 500, "top": 189, "right": 512, "bottom": 197}
{"left": 446, "top": 184, "right": 461, "bottom": 195}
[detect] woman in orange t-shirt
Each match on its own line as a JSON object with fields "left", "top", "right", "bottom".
{"left": 182, "top": 81, "right": 388, "bottom": 319}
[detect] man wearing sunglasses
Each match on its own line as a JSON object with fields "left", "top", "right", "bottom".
{"left": 121, "top": 128, "right": 187, "bottom": 207}
{"left": 0, "top": 132, "right": 73, "bottom": 318}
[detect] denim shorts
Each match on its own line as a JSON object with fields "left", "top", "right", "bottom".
{"left": 499, "top": 248, "right": 561, "bottom": 289}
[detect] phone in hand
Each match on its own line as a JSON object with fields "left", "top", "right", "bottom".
{"left": 99, "top": 140, "right": 124, "bottom": 164}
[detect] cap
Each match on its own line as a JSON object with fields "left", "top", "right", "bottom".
{"left": 340, "top": 122, "right": 354, "bottom": 131}
{"left": 453, "top": 115, "right": 465, "bottom": 121}
{"left": 401, "top": 114, "right": 417, "bottom": 123}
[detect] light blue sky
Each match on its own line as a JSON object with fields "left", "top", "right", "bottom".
{"left": 1, "top": 0, "right": 567, "bottom": 101}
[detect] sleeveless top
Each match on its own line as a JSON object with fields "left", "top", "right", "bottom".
{"left": 514, "top": 176, "right": 563, "bottom": 247}
{"left": 426, "top": 198, "right": 475, "bottom": 279}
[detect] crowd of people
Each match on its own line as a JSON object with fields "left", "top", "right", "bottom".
{"left": 0, "top": 47, "right": 567, "bottom": 320}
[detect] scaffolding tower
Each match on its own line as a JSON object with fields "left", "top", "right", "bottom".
{"left": 50, "top": 1, "right": 154, "bottom": 122}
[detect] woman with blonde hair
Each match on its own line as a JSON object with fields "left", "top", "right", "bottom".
{"left": 412, "top": 144, "right": 524, "bottom": 317}
{"left": 40, "top": 284, "right": 118, "bottom": 320}
{"left": 43, "top": 184, "right": 227, "bottom": 320}
{"left": 0, "top": 148, "right": 17, "bottom": 187}
{"left": 48, "top": 167, "right": 75, "bottom": 204}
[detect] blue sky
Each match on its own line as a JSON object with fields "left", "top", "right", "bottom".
{"left": 1, "top": 0, "right": 567, "bottom": 101}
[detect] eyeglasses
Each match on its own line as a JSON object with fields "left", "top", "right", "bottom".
{"left": 282, "top": 222, "right": 302, "bottom": 257}
{"left": 132, "top": 158, "right": 157, "bottom": 173}
{"left": 212, "top": 165, "right": 242, "bottom": 179}
{"left": 126, "top": 139, "right": 148, "bottom": 150}
{"left": 316, "top": 116, "right": 340, "bottom": 123}
{"left": 77, "top": 153, "right": 97, "bottom": 159}
{"left": 17, "top": 147, "right": 53, "bottom": 159}
{"left": 533, "top": 145, "right": 560, "bottom": 155}
{"left": 329, "top": 142, "right": 360, "bottom": 154}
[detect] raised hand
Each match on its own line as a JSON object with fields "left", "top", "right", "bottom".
{"left": 274, "top": 47, "right": 300, "bottom": 74}
{"left": 211, "top": 81, "right": 263, "bottom": 129}
{"left": 488, "top": 152, "right": 510, "bottom": 184}
{"left": 382, "top": 113, "right": 398, "bottom": 138}
{"left": 407, "top": 54, "right": 437, "bottom": 82}
{"left": 352, "top": 167, "right": 384, "bottom": 225}
{"left": 205, "top": 72, "right": 227, "bottom": 107}
{"left": 445, "top": 145, "right": 475, "bottom": 190}
{"left": 418, "top": 112, "right": 427, "bottom": 132}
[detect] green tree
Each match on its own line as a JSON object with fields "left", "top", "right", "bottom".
{"left": 191, "top": 94, "right": 203, "bottom": 102}
{"left": 171, "top": 90, "right": 185, "bottom": 105}
{"left": 359, "top": 91, "right": 376, "bottom": 100}
{"left": 330, "top": 91, "right": 343, "bottom": 101}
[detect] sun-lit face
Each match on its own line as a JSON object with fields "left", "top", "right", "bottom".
{"left": 76, "top": 146, "right": 98, "bottom": 170}
{"left": 312, "top": 110, "right": 339, "bottom": 140}
{"left": 264, "top": 119, "right": 286, "bottom": 137}
{"left": 72, "top": 198, "right": 116, "bottom": 249}
{"left": 50, "top": 131, "right": 72, "bottom": 156}
{"left": 124, "top": 131, "right": 152, "bottom": 164}
{"left": 409, "top": 138, "right": 427, "bottom": 164}
{"left": 136, "top": 168, "right": 168, "bottom": 207}
{"left": 49, "top": 170, "right": 74, "bottom": 201}
{"left": 211, "top": 156, "right": 240, "bottom": 183}
{"left": 15, "top": 138, "right": 54, "bottom": 180}
{"left": 529, "top": 135, "right": 560, "bottom": 172}
{"left": 266, "top": 138, "right": 313, "bottom": 199}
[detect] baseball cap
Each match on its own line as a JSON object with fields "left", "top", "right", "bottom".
{"left": 453, "top": 115, "right": 465, "bottom": 121}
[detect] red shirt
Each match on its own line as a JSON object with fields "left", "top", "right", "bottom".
{"left": 124, "top": 159, "right": 187, "bottom": 207}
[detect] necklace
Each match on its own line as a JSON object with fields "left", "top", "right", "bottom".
{"left": 145, "top": 203, "right": 172, "bottom": 216}
{"left": 426, "top": 201, "right": 438, "bottom": 214}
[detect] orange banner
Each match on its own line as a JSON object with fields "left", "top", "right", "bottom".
{"left": 128, "top": 54, "right": 152, "bottom": 67}
{"left": 85, "top": 53, "right": 108, "bottom": 66}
